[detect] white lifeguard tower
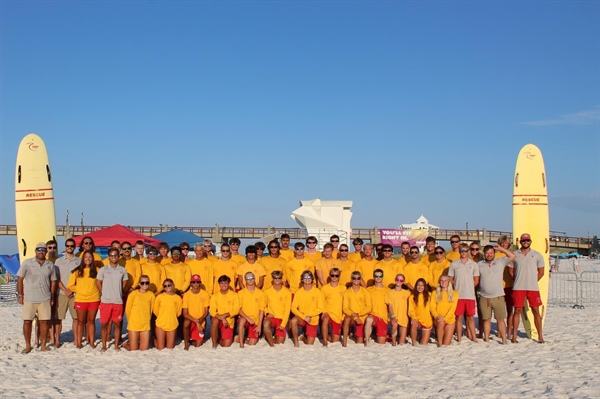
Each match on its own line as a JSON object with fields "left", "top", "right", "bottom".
{"left": 291, "top": 198, "right": 353, "bottom": 250}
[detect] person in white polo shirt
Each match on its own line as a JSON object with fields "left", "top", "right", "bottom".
{"left": 448, "top": 243, "right": 480, "bottom": 344}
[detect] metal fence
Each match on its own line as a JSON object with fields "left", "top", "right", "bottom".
{"left": 548, "top": 270, "right": 600, "bottom": 308}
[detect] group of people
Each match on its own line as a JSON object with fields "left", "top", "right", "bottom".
{"left": 16, "top": 232, "right": 546, "bottom": 353}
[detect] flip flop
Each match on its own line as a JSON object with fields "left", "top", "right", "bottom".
{"left": 21, "top": 347, "right": 33, "bottom": 354}
{"left": 40, "top": 347, "right": 51, "bottom": 352}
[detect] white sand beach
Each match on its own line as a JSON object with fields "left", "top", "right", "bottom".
{"left": 1, "top": 260, "right": 599, "bottom": 399}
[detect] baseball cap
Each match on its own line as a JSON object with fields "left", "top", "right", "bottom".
{"left": 191, "top": 274, "right": 202, "bottom": 282}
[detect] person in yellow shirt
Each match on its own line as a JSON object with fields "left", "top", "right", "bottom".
{"left": 188, "top": 243, "right": 214, "bottom": 295}
{"left": 179, "top": 242, "right": 191, "bottom": 263}
{"left": 228, "top": 237, "right": 247, "bottom": 266}
{"left": 210, "top": 275, "right": 240, "bottom": 348}
{"left": 125, "top": 275, "right": 155, "bottom": 351}
{"left": 133, "top": 240, "right": 147, "bottom": 265}
{"left": 237, "top": 272, "right": 266, "bottom": 348}
{"left": 446, "top": 235, "right": 461, "bottom": 262}
{"left": 182, "top": 274, "right": 210, "bottom": 350}
{"left": 342, "top": 271, "right": 372, "bottom": 347}
{"left": 120, "top": 242, "right": 142, "bottom": 294}
{"left": 404, "top": 246, "right": 430, "bottom": 291}
{"left": 153, "top": 278, "right": 182, "bottom": 350}
{"left": 421, "top": 237, "right": 437, "bottom": 266}
{"left": 315, "top": 243, "right": 341, "bottom": 287}
{"left": 430, "top": 275, "right": 459, "bottom": 347}
{"left": 290, "top": 270, "right": 323, "bottom": 347}
{"left": 263, "top": 270, "right": 292, "bottom": 346}
{"left": 348, "top": 238, "right": 365, "bottom": 263}
{"left": 408, "top": 278, "right": 432, "bottom": 346}
{"left": 328, "top": 234, "right": 341, "bottom": 259}
{"left": 376, "top": 244, "right": 402, "bottom": 289}
{"left": 237, "top": 246, "right": 267, "bottom": 290}
{"left": 429, "top": 246, "right": 450, "bottom": 292}
{"left": 212, "top": 244, "right": 238, "bottom": 294}
{"left": 357, "top": 244, "right": 378, "bottom": 287}
{"left": 260, "top": 240, "right": 288, "bottom": 290}
{"left": 304, "top": 236, "right": 322, "bottom": 263}
{"left": 202, "top": 239, "right": 218, "bottom": 262}
{"left": 102, "top": 240, "right": 125, "bottom": 266}
{"left": 76, "top": 237, "right": 103, "bottom": 268}
{"left": 68, "top": 250, "right": 100, "bottom": 349}
{"left": 337, "top": 244, "right": 357, "bottom": 288}
{"left": 141, "top": 247, "right": 167, "bottom": 294}
{"left": 254, "top": 241, "right": 266, "bottom": 260}
{"left": 164, "top": 247, "right": 191, "bottom": 294}
{"left": 365, "top": 269, "right": 390, "bottom": 345}
{"left": 320, "top": 267, "right": 345, "bottom": 347}
{"left": 157, "top": 242, "right": 171, "bottom": 265}
{"left": 398, "top": 241, "right": 411, "bottom": 268}
{"left": 279, "top": 234, "right": 294, "bottom": 262}
{"left": 284, "top": 243, "right": 315, "bottom": 294}
{"left": 386, "top": 274, "right": 411, "bottom": 346}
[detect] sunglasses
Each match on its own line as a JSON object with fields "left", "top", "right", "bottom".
{"left": 203, "top": 245, "right": 212, "bottom": 247}
{"left": 383, "top": 249, "right": 393, "bottom": 252}
{"left": 396, "top": 279, "right": 405, "bottom": 283}
{"left": 65, "top": 245, "right": 75, "bottom": 248}
{"left": 450, "top": 240, "right": 460, "bottom": 244}
{"left": 295, "top": 248, "right": 304, "bottom": 251}
{"left": 181, "top": 247, "right": 189, "bottom": 250}
{"left": 351, "top": 277, "right": 362, "bottom": 281}
{"left": 148, "top": 252, "right": 158, "bottom": 255}
{"left": 307, "top": 241, "right": 316, "bottom": 244}
{"left": 410, "top": 251, "right": 419, "bottom": 255}
{"left": 122, "top": 247, "right": 131, "bottom": 250}
{"left": 339, "top": 249, "right": 349, "bottom": 252}
{"left": 269, "top": 246, "right": 279, "bottom": 249}
{"left": 470, "top": 248, "right": 480, "bottom": 251}
{"left": 435, "top": 251, "right": 444, "bottom": 255}
{"left": 35, "top": 248, "right": 47, "bottom": 252}
{"left": 191, "top": 281, "right": 201, "bottom": 284}
{"left": 374, "top": 274, "right": 383, "bottom": 278}
{"left": 245, "top": 277, "right": 255, "bottom": 281}
{"left": 302, "top": 276, "right": 313, "bottom": 280}
{"left": 459, "top": 249, "right": 469, "bottom": 253}
{"left": 330, "top": 274, "right": 340, "bottom": 278}
{"left": 330, "top": 240, "right": 339, "bottom": 243}
{"left": 83, "top": 242, "right": 93, "bottom": 245}
{"left": 163, "top": 284, "right": 173, "bottom": 288}
{"left": 139, "top": 281, "right": 150, "bottom": 286}
{"left": 171, "top": 252, "right": 181, "bottom": 255}
{"left": 521, "top": 239, "right": 531, "bottom": 242}
{"left": 221, "top": 249, "right": 231, "bottom": 252}
{"left": 47, "top": 246, "right": 56, "bottom": 250}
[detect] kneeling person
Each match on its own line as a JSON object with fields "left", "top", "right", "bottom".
{"left": 238, "top": 272, "right": 266, "bottom": 348}
{"left": 210, "top": 275, "right": 240, "bottom": 348}
{"left": 290, "top": 270, "right": 324, "bottom": 347}
{"left": 182, "top": 274, "right": 210, "bottom": 350}
{"left": 263, "top": 271, "right": 291, "bottom": 346}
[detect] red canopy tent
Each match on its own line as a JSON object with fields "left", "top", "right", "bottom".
{"left": 73, "top": 224, "right": 161, "bottom": 247}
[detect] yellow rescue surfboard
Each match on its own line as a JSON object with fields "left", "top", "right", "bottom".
{"left": 512, "top": 143, "right": 549, "bottom": 340}
{"left": 15, "top": 134, "right": 57, "bottom": 259}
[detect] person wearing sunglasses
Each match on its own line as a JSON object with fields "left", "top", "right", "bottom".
{"left": 315, "top": 243, "right": 341, "bottom": 287}
{"left": 164, "top": 246, "right": 191, "bottom": 295}
{"left": 356, "top": 244, "right": 378, "bottom": 287}
{"left": 404, "top": 246, "right": 430, "bottom": 292}
{"left": 446, "top": 235, "right": 462, "bottom": 262}
{"left": 342, "top": 271, "right": 372, "bottom": 347}
{"left": 337, "top": 244, "right": 356, "bottom": 288}
{"left": 284, "top": 242, "right": 314, "bottom": 295}
{"left": 254, "top": 241, "right": 266, "bottom": 259}
{"left": 259, "top": 240, "right": 287, "bottom": 291}
{"left": 76, "top": 237, "right": 103, "bottom": 268}
{"left": 496, "top": 235, "right": 515, "bottom": 340}
{"left": 141, "top": 246, "right": 167, "bottom": 294}
{"left": 304, "top": 236, "right": 322, "bottom": 263}
{"left": 187, "top": 243, "right": 214, "bottom": 294}
{"left": 431, "top": 275, "right": 458, "bottom": 347}
{"left": 237, "top": 245, "right": 266, "bottom": 290}
{"left": 202, "top": 239, "right": 218, "bottom": 261}
{"left": 97, "top": 247, "right": 129, "bottom": 351}
{"left": 209, "top": 275, "right": 240, "bottom": 348}
{"left": 320, "top": 267, "right": 345, "bottom": 347}
{"left": 46, "top": 239, "right": 59, "bottom": 264}
{"left": 408, "top": 278, "right": 433, "bottom": 346}
{"left": 212, "top": 244, "right": 238, "bottom": 294}
{"left": 348, "top": 238, "right": 365, "bottom": 263}
{"left": 421, "top": 237, "right": 437, "bottom": 266}
{"left": 469, "top": 242, "right": 483, "bottom": 263}
{"left": 179, "top": 242, "right": 191, "bottom": 263}
{"left": 509, "top": 233, "right": 545, "bottom": 343}
{"left": 375, "top": 244, "right": 401, "bottom": 289}
{"left": 182, "top": 274, "right": 210, "bottom": 350}
{"left": 448, "top": 243, "right": 480, "bottom": 344}
{"left": 365, "top": 269, "right": 391, "bottom": 346}
{"left": 228, "top": 237, "right": 247, "bottom": 266}
{"left": 290, "top": 270, "right": 323, "bottom": 347}
{"left": 386, "top": 273, "right": 410, "bottom": 346}
{"left": 53, "top": 238, "right": 81, "bottom": 348}
{"left": 153, "top": 278, "right": 182, "bottom": 350}
{"left": 237, "top": 272, "right": 266, "bottom": 348}
{"left": 125, "top": 275, "right": 155, "bottom": 351}
{"left": 429, "top": 246, "right": 450, "bottom": 292}
{"left": 17, "top": 242, "right": 57, "bottom": 353}
{"left": 263, "top": 270, "right": 291, "bottom": 346}
{"left": 68, "top": 250, "right": 100, "bottom": 349}
{"left": 328, "top": 234, "right": 341, "bottom": 258}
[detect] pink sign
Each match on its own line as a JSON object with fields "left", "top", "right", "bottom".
{"left": 379, "top": 229, "right": 429, "bottom": 247}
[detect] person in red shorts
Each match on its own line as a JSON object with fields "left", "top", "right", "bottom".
{"left": 509, "top": 233, "right": 545, "bottom": 343}
{"left": 237, "top": 272, "right": 266, "bottom": 348}
{"left": 448, "top": 243, "right": 480, "bottom": 344}
{"left": 182, "top": 274, "right": 209, "bottom": 350}
{"left": 290, "top": 270, "right": 323, "bottom": 347}
{"left": 365, "top": 269, "right": 390, "bottom": 346}
{"left": 342, "top": 271, "right": 372, "bottom": 347}
{"left": 209, "top": 275, "right": 240, "bottom": 348}
{"left": 263, "top": 270, "right": 291, "bottom": 346}
{"left": 320, "top": 267, "right": 345, "bottom": 346}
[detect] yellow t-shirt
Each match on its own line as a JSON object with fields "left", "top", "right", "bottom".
{"left": 182, "top": 289, "right": 210, "bottom": 323}
{"left": 279, "top": 249, "right": 294, "bottom": 262}
{"left": 446, "top": 251, "right": 460, "bottom": 262}
{"left": 429, "top": 260, "right": 450, "bottom": 290}
{"left": 125, "top": 290, "right": 155, "bottom": 331}
{"left": 76, "top": 251, "right": 103, "bottom": 268}
{"left": 356, "top": 258, "right": 378, "bottom": 286}
{"left": 285, "top": 257, "right": 315, "bottom": 293}
{"left": 123, "top": 258, "right": 142, "bottom": 291}
{"left": 348, "top": 252, "right": 365, "bottom": 263}
{"left": 291, "top": 286, "right": 324, "bottom": 326}
{"left": 102, "top": 257, "right": 126, "bottom": 267}
{"left": 68, "top": 268, "right": 100, "bottom": 303}
{"left": 342, "top": 286, "right": 372, "bottom": 322}
{"left": 376, "top": 259, "right": 403, "bottom": 289}
{"left": 264, "top": 286, "right": 292, "bottom": 326}
{"left": 398, "top": 256, "right": 411, "bottom": 269}
{"left": 314, "top": 257, "right": 341, "bottom": 286}
{"left": 187, "top": 258, "right": 214, "bottom": 295}
{"left": 385, "top": 288, "right": 410, "bottom": 328}
{"left": 141, "top": 262, "right": 167, "bottom": 293}
{"left": 420, "top": 253, "right": 436, "bottom": 267}
{"left": 159, "top": 256, "right": 172, "bottom": 266}
{"left": 367, "top": 285, "right": 390, "bottom": 321}
{"left": 232, "top": 254, "right": 247, "bottom": 266}
{"left": 164, "top": 262, "right": 191, "bottom": 292}
{"left": 404, "top": 262, "right": 430, "bottom": 289}
{"left": 259, "top": 256, "right": 288, "bottom": 290}
{"left": 408, "top": 293, "right": 433, "bottom": 328}
{"left": 238, "top": 287, "right": 266, "bottom": 324}
{"left": 153, "top": 293, "right": 183, "bottom": 332}
{"left": 430, "top": 290, "right": 459, "bottom": 324}
{"left": 320, "top": 283, "right": 346, "bottom": 324}
{"left": 212, "top": 259, "right": 238, "bottom": 294}
{"left": 304, "top": 251, "right": 322, "bottom": 263}
{"left": 338, "top": 259, "right": 358, "bottom": 288}
{"left": 209, "top": 290, "right": 240, "bottom": 328}
{"left": 237, "top": 262, "right": 267, "bottom": 288}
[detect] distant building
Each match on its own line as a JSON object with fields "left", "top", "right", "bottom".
{"left": 400, "top": 215, "right": 439, "bottom": 230}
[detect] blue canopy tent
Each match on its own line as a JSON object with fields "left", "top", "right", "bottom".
{"left": 152, "top": 229, "right": 204, "bottom": 249}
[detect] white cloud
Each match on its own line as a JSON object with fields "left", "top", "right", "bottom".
{"left": 523, "top": 107, "right": 600, "bottom": 126}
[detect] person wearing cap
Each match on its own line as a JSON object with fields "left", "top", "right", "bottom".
{"left": 263, "top": 270, "right": 291, "bottom": 346}
{"left": 182, "top": 274, "right": 210, "bottom": 350}
{"left": 17, "top": 242, "right": 58, "bottom": 353}
{"left": 236, "top": 245, "right": 267, "bottom": 290}
{"left": 237, "top": 272, "right": 266, "bottom": 348}
{"left": 209, "top": 275, "right": 240, "bottom": 348}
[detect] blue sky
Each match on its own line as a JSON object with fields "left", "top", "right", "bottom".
{"left": 1, "top": 1, "right": 599, "bottom": 254}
